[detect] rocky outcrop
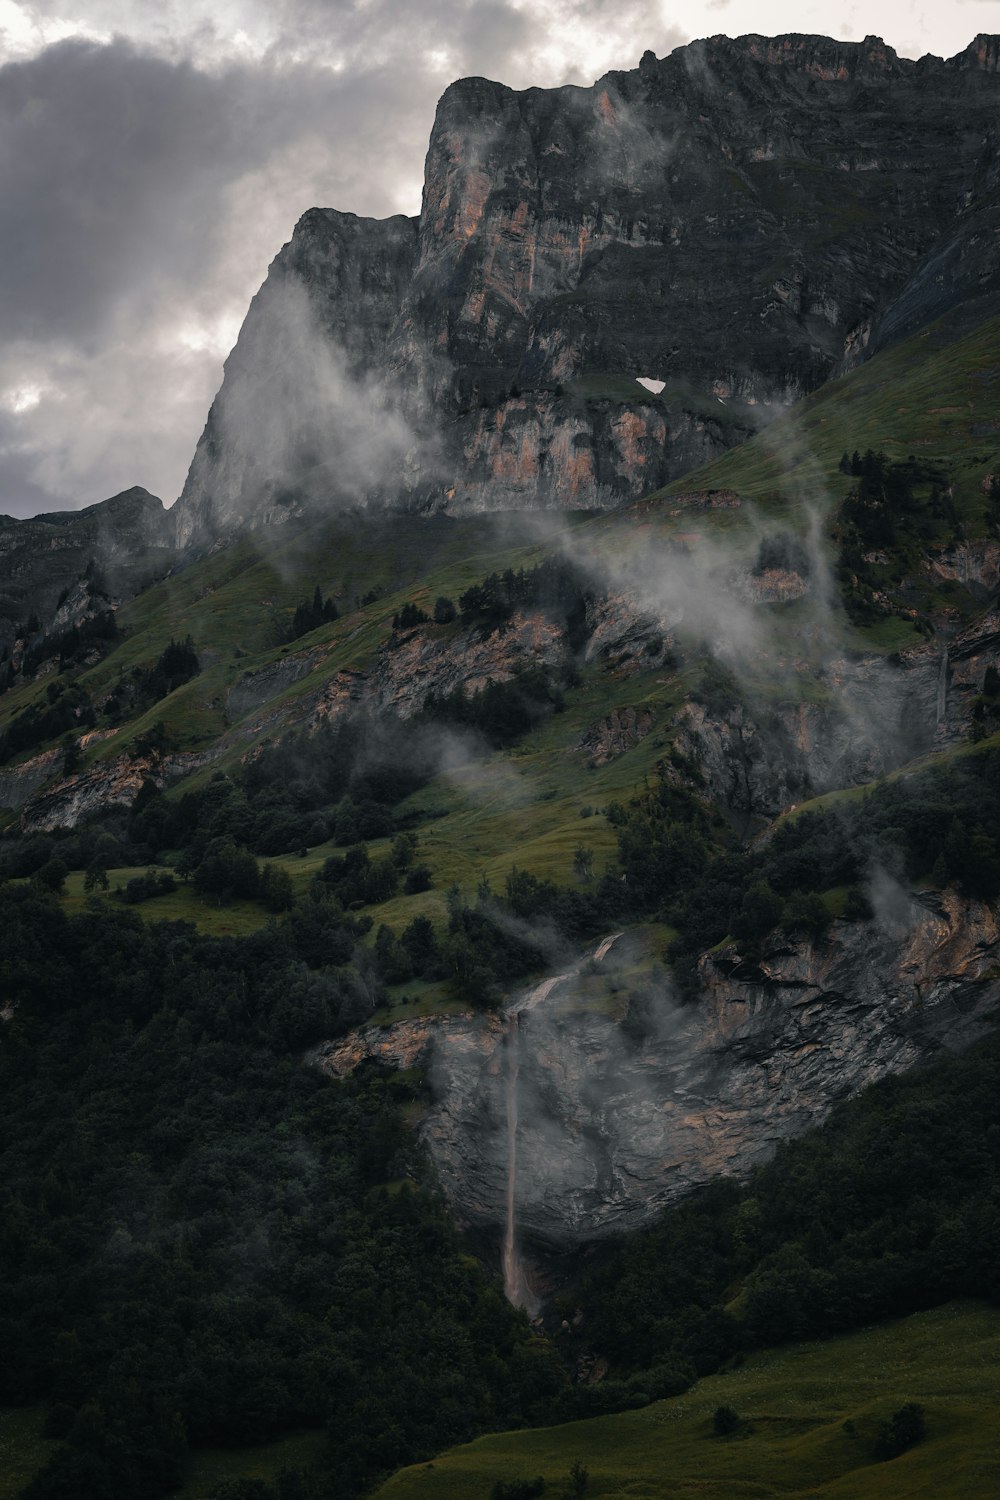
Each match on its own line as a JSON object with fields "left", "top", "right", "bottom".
{"left": 233, "top": 610, "right": 567, "bottom": 731}
{"left": 579, "top": 707, "right": 654, "bottom": 764}
{"left": 583, "top": 592, "right": 675, "bottom": 675}
{"left": 171, "top": 35, "right": 1000, "bottom": 545}
{"left": 16, "top": 746, "right": 213, "bottom": 832}
{"left": 0, "top": 748, "right": 61, "bottom": 810}
{"left": 672, "top": 643, "right": 948, "bottom": 821}
{"left": 226, "top": 654, "right": 322, "bottom": 722}
{"left": 17, "top": 752, "right": 163, "bottom": 831}
{"left": 369, "top": 611, "right": 566, "bottom": 717}
{"left": 315, "top": 894, "right": 999, "bottom": 1246}
{"left": 0, "top": 488, "right": 172, "bottom": 654}
{"left": 927, "top": 539, "right": 1000, "bottom": 598}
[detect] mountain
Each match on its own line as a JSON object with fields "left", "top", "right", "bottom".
{"left": 174, "top": 32, "right": 1000, "bottom": 547}
{"left": 3, "top": 300, "right": 998, "bottom": 1245}
{"left": 0, "top": 487, "right": 172, "bottom": 655}
{"left": 3, "top": 33, "right": 1000, "bottom": 1500}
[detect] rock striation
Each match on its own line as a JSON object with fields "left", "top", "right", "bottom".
{"left": 174, "top": 33, "right": 1000, "bottom": 546}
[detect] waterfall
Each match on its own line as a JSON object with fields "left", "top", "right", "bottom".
{"left": 501, "top": 1014, "right": 537, "bottom": 1313}
{"left": 500, "top": 932, "right": 623, "bottom": 1312}
{"left": 936, "top": 645, "right": 949, "bottom": 726}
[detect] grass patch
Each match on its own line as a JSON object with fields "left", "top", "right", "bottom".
{"left": 0, "top": 1408, "right": 60, "bottom": 1500}
{"left": 375, "top": 1301, "right": 1000, "bottom": 1500}
{"left": 661, "top": 312, "right": 1000, "bottom": 530}
{"left": 175, "top": 1429, "right": 327, "bottom": 1499}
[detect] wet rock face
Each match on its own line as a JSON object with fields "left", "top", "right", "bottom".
{"left": 172, "top": 35, "right": 1000, "bottom": 545}
{"left": 315, "top": 892, "right": 1000, "bottom": 1246}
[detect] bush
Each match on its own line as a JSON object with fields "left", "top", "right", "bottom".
{"left": 712, "top": 1405, "right": 740, "bottom": 1436}
{"left": 122, "top": 870, "right": 176, "bottom": 904}
{"left": 875, "top": 1402, "right": 925, "bottom": 1460}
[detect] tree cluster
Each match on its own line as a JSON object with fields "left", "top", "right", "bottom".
{"left": 576, "top": 1035, "right": 1000, "bottom": 1383}
{"left": 0, "top": 680, "right": 96, "bottom": 765}
{"left": 458, "top": 559, "right": 590, "bottom": 648}
{"left": 289, "top": 587, "right": 338, "bottom": 642}
{"left": 424, "top": 667, "right": 567, "bottom": 749}
{"left": 0, "top": 885, "right": 570, "bottom": 1500}
{"left": 103, "top": 637, "right": 200, "bottom": 724}
{"left": 834, "top": 450, "right": 955, "bottom": 624}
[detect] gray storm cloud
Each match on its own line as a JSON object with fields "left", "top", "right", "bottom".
{"left": 0, "top": 0, "right": 680, "bottom": 516}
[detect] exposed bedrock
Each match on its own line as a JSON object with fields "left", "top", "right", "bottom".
{"left": 314, "top": 891, "right": 999, "bottom": 1245}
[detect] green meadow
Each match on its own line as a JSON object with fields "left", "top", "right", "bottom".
{"left": 376, "top": 1302, "right": 1000, "bottom": 1500}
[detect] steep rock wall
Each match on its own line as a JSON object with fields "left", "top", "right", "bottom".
{"left": 314, "top": 892, "right": 999, "bottom": 1245}
{"left": 172, "top": 34, "right": 1000, "bottom": 545}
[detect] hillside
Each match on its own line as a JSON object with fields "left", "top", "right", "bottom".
{"left": 2, "top": 30, "right": 1000, "bottom": 1500}
{"left": 376, "top": 1303, "right": 1000, "bottom": 1500}
{"left": 0, "top": 278, "right": 997, "bottom": 1286}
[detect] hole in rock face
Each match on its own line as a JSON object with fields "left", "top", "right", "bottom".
{"left": 636, "top": 376, "right": 666, "bottom": 394}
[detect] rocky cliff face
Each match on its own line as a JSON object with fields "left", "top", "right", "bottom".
{"left": 0, "top": 487, "right": 173, "bottom": 655}
{"left": 315, "top": 893, "right": 999, "bottom": 1246}
{"left": 671, "top": 645, "right": 944, "bottom": 825}
{"left": 173, "top": 34, "right": 1000, "bottom": 546}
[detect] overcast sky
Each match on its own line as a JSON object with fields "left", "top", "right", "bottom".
{"left": 1, "top": 0, "right": 998, "bottom": 518}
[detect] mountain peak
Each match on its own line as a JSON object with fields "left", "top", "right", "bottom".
{"left": 172, "top": 34, "right": 1000, "bottom": 549}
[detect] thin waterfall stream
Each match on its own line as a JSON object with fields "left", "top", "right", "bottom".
{"left": 501, "top": 1014, "right": 536, "bottom": 1313}
{"left": 936, "top": 644, "right": 949, "bottom": 726}
{"left": 501, "top": 932, "right": 623, "bottom": 1312}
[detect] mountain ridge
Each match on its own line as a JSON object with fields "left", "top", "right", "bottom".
{"left": 170, "top": 30, "right": 1000, "bottom": 547}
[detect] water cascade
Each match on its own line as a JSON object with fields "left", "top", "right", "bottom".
{"left": 500, "top": 933, "right": 623, "bottom": 1312}
{"left": 936, "top": 644, "right": 949, "bottom": 726}
{"left": 501, "top": 1014, "right": 538, "bottom": 1313}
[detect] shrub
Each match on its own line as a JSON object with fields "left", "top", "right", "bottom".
{"left": 875, "top": 1402, "right": 925, "bottom": 1460}
{"left": 712, "top": 1405, "right": 740, "bottom": 1436}
{"left": 403, "top": 864, "right": 433, "bottom": 894}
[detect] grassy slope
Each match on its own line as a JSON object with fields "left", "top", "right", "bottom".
{"left": 0, "top": 1415, "right": 326, "bottom": 1500}
{"left": 376, "top": 1302, "right": 1000, "bottom": 1500}
{"left": 0, "top": 1409, "right": 59, "bottom": 1500}
{"left": 659, "top": 312, "right": 1000, "bottom": 526}
{"left": 7, "top": 311, "right": 1000, "bottom": 942}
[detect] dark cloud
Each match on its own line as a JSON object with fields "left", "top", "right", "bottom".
{"left": 0, "top": 1, "right": 682, "bottom": 516}
{"left": 0, "top": 36, "right": 436, "bottom": 343}
{"left": 1, "top": 40, "right": 259, "bottom": 342}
